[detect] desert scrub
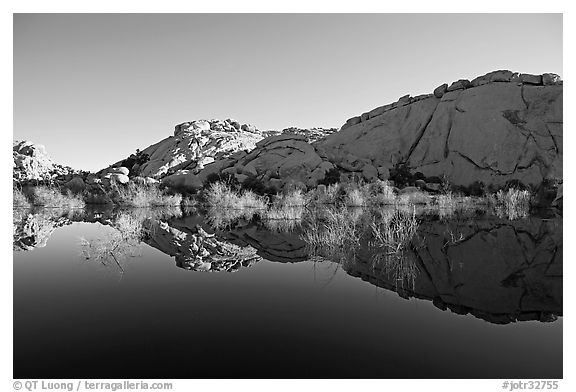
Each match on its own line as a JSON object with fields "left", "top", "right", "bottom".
{"left": 369, "top": 208, "right": 420, "bottom": 290}
{"left": 30, "top": 185, "right": 85, "bottom": 208}
{"left": 111, "top": 181, "right": 182, "bottom": 207}
{"left": 306, "top": 183, "right": 340, "bottom": 205}
{"left": 345, "top": 187, "right": 367, "bottom": 207}
{"left": 204, "top": 182, "right": 267, "bottom": 210}
{"left": 301, "top": 206, "right": 362, "bottom": 259}
{"left": 273, "top": 188, "right": 306, "bottom": 207}
{"left": 13, "top": 187, "right": 31, "bottom": 208}
{"left": 369, "top": 207, "right": 419, "bottom": 256}
{"left": 237, "top": 190, "right": 268, "bottom": 209}
{"left": 368, "top": 180, "right": 396, "bottom": 205}
{"left": 489, "top": 188, "right": 531, "bottom": 220}
{"left": 396, "top": 190, "right": 432, "bottom": 206}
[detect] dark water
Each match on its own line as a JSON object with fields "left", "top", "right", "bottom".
{"left": 13, "top": 206, "right": 562, "bottom": 379}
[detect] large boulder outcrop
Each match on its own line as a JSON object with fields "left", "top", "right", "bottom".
{"left": 13, "top": 141, "right": 75, "bottom": 182}
{"left": 320, "top": 70, "right": 562, "bottom": 190}
{"left": 163, "top": 133, "right": 335, "bottom": 192}
{"left": 113, "top": 119, "right": 264, "bottom": 179}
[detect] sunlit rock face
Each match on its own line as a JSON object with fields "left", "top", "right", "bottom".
{"left": 164, "top": 133, "right": 335, "bottom": 193}
{"left": 144, "top": 218, "right": 262, "bottom": 272}
{"left": 167, "top": 70, "right": 561, "bottom": 194}
{"left": 112, "top": 119, "right": 265, "bottom": 180}
{"left": 319, "top": 70, "right": 562, "bottom": 189}
{"left": 13, "top": 141, "right": 76, "bottom": 182}
{"left": 345, "top": 215, "right": 563, "bottom": 324}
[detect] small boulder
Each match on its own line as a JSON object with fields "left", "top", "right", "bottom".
{"left": 542, "top": 73, "right": 562, "bottom": 86}
{"left": 108, "top": 173, "right": 129, "bottom": 184}
{"left": 377, "top": 166, "right": 390, "bottom": 181}
{"left": 433, "top": 83, "right": 448, "bottom": 98}
{"left": 415, "top": 179, "right": 427, "bottom": 189}
{"left": 65, "top": 176, "right": 85, "bottom": 193}
{"left": 447, "top": 79, "right": 472, "bottom": 91}
{"left": 108, "top": 166, "right": 129, "bottom": 176}
{"left": 398, "top": 186, "right": 420, "bottom": 195}
{"left": 425, "top": 183, "right": 441, "bottom": 192}
{"left": 362, "top": 164, "right": 378, "bottom": 181}
{"left": 520, "top": 73, "right": 543, "bottom": 85}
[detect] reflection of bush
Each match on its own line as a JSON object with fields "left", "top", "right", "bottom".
{"left": 300, "top": 206, "right": 362, "bottom": 264}
{"left": 13, "top": 187, "right": 31, "bottom": 208}
{"left": 489, "top": 188, "right": 531, "bottom": 220}
{"left": 78, "top": 208, "right": 182, "bottom": 272}
{"left": 80, "top": 211, "right": 146, "bottom": 273}
{"left": 369, "top": 208, "right": 420, "bottom": 290}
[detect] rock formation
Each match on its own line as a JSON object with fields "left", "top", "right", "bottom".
{"left": 110, "top": 119, "right": 265, "bottom": 179}
{"left": 320, "top": 70, "right": 562, "bottom": 190}
{"left": 144, "top": 218, "right": 262, "bottom": 272}
{"left": 347, "top": 214, "right": 563, "bottom": 324}
{"left": 13, "top": 140, "right": 76, "bottom": 182}
{"left": 164, "top": 70, "right": 561, "bottom": 195}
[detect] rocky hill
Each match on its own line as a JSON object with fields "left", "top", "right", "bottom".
{"left": 164, "top": 70, "right": 562, "bottom": 194}
{"left": 106, "top": 120, "right": 338, "bottom": 181}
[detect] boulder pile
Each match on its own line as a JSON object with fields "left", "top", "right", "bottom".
{"left": 112, "top": 119, "right": 265, "bottom": 179}
{"left": 13, "top": 140, "right": 76, "bottom": 182}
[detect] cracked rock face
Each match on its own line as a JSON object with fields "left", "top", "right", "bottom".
{"left": 322, "top": 70, "right": 562, "bottom": 188}
{"left": 163, "top": 133, "right": 336, "bottom": 192}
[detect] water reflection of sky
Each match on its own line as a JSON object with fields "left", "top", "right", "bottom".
{"left": 13, "top": 215, "right": 562, "bottom": 379}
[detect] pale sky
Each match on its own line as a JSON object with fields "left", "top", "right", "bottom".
{"left": 13, "top": 13, "right": 562, "bottom": 171}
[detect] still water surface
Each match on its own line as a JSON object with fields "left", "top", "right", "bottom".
{"left": 13, "top": 207, "right": 562, "bottom": 378}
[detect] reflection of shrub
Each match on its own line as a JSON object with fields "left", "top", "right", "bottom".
{"left": 370, "top": 208, "right": 419, "bottom": 255}
{"left": 489, "top": 188, "right": 531, "bottom": 220}
{"left": 13, "top": 187, "right": 31, "bottom": 208}
{"left": 301, "top": 206, "right": 361, "bottom": 259}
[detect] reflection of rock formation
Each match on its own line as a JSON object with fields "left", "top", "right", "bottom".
{"left": 12, "top": 208, "right": 92, "bottom": 251}
{"left": 144, "top": 219, "right": 262, "bottom": 272}
{"left": 346, "top": 215, "right": 562, "bottom": 324}
{"left": 13, "top": 209, "right": 69, "bottom": 251}
{"left": 224, "top": 225, "right": 309, "bottom": 263}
